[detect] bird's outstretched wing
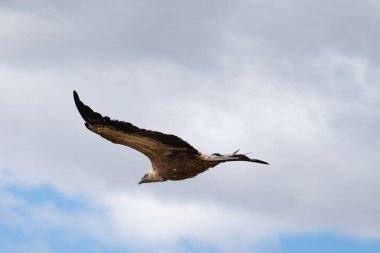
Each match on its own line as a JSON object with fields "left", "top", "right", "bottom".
{"left": 73, "top": 91, "right": 199, "bottom": 160}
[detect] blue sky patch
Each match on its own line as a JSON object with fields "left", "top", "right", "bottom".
{"left": 258, "top": 234, "right": 380, "bottom": 253}
{"left": 5, "top": 184, "right": 88, "bottom": 213}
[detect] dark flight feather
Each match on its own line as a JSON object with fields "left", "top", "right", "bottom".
{"left": 73, "top": 91, "right": 199, "bottom": 154}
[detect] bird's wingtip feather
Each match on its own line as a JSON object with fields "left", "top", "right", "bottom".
{"left": 73, "top": 90, "right": 79, "bottom": 100}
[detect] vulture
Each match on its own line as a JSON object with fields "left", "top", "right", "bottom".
{"left": 73, "top": 91, "right": 268, "bottom": 184}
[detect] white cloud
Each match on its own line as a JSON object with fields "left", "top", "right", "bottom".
{"left": 95, "top": 192, "right": 279, "bottom": 251}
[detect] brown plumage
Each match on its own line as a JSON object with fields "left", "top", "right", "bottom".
{"left": 73, "top": 91, "right": 268, "bottom": 184}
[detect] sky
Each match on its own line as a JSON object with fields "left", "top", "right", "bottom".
{"left": 1, "top": 0, "right": 380, "bottom": 252}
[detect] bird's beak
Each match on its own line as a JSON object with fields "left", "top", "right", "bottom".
{"left": 138, "top": 179, "right": 143, "bottom": 185}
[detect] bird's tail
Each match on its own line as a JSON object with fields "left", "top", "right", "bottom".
{"left": 204, "top": 150, "right": 269, "bottom": 165}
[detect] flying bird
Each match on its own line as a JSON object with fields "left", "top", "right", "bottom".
{"left": 73, "top": 91, "right": 268, "bottom": 184}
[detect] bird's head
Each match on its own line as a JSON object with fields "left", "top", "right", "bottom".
{"left": 138, "top": 169, "right": 166, "bottom": 185}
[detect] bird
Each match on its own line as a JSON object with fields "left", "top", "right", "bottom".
{"left": 73, "top": 91, "right": 268, "bottom": 184}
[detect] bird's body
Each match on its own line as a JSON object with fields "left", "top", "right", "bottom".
{"left": 73, "top": 91, "right": 268, "bottom": 184}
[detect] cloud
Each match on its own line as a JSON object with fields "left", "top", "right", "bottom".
{"left": 1, "top": 51, "right": 379, "bottom": 251}
{"left": 1, "top": 0, "right": 380, "bottom": 252}
{"left": 0, "top": 0, "right": 232, "bottom": 70}
{"left": 96, "top": 191, "right": 279, "bottom": 252}
{"left": 0, "top": 181, "right": 276, "bottom": 253}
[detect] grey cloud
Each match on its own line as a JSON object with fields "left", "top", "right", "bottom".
{"left": 2, "top": 0, "right": 380, "bottom": 70}
{"left": 0, "top": 0, "right": 231, "bottom": 70}
{"left": 229, "top": 0, "right": 380, "bottom": 60}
